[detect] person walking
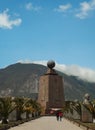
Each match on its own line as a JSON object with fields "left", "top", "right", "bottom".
{"left": 58, "top": 112, "right": 63, "bottom": 121}
{"left": 56, "top": 111, "right": 59, "bottom": 121}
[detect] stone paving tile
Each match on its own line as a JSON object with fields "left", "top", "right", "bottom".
{"left": 9, "top": 116, "right": 83, "bottom": 130}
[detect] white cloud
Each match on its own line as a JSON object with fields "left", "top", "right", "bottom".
{"left": 91, "top": 0, "right": 95, "bottom": 6}
{"left": 55, "top": 64, "right": 95, "bottom": 83}
{"left": 18, "top": 60, "right": 95, "bottom": 83}
{"left": 76, "top": 0, "right": 95, "bottom": 19}
{"left": 0, "top": 9, "right": 22, "bottom": 29}
{"left": 54, "top": 4, "right": 72, "bottom": 12}
{"left": 25, "top": 2, "right": 41, "bottom": 11}
{"left": 26, "top": 2, "right": 33, "bottom": 10}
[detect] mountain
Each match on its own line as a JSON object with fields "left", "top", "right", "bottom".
{"left": 0, "top": 63, "right": 95, "bottom": 101}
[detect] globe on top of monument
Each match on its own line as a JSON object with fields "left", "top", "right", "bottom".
{"left": 47, "top": 60, "right": 55, "bottom": 69}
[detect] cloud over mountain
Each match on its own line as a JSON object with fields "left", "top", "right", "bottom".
{"left": 18, "top": 60, "right": 95, "bottom": 83}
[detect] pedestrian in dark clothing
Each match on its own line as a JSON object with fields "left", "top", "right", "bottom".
{"left": 56, "top": 111, "right": 59, "bottom": 121}
{"left": 59, "top": 112, "right": 63, "bottom": 121}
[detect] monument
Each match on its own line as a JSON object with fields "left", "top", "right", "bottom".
{"left": 81, "top": 93, "right": 93, "bottom": 122}
{"left": 38, "top": 60, "right": 65, "bottom": 114}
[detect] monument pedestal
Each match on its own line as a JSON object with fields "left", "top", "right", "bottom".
{"left": 81, "top": 105, "right": 93, "bottom": 123}
{"left": 38, "top": 61, "right": 65, "bottom": 114}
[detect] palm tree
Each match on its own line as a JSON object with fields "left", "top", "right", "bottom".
{"left": 0, "top": 97, "right": 15, "bottom": 124}
{"left": 24, "top": 99, "right": 42, "bottom": 117}
{"left": 13, "top": 97, "right": 25, "bottom": 120}
{"left": 73, "top": 100, "right": 81, "bottom": 115}
{"left": 63, "top": 101, "right": 71, "bottom": 113}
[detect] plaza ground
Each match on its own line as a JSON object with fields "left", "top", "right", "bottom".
{"left": 9, "top": 116, "right": 83, "bottom": 130}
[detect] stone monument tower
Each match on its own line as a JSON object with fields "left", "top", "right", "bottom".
{"left": 38, "top": 60, "right": 65, "bottom": 114}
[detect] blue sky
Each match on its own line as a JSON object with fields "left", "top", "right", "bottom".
{"left": 0, "top": 0, "right": 95, "bottom": 70}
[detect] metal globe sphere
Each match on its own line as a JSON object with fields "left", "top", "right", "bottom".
{"left": 47, "top": 60, "right": 55, "bottom": 69}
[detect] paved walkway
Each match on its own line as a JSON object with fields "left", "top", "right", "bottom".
{"left": 9, "top": 116, "right": 83, "bottom": 130}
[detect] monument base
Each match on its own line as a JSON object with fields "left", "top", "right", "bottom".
{"left": 81, "top": 105, "right": 93, "bottom": 123}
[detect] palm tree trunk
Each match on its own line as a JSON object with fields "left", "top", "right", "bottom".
{"left": 16, "top": 110, "right": 22, "bottom": 120}
{"left": 2, "top": 117, "right": 8, "bottom": 124}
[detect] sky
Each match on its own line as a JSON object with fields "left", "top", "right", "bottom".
{"left": 0, "top": 0, "right": 95, "bottom": 81}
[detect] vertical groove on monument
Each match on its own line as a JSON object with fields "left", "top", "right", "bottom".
{"left": 38, "top": 60, "right": 65, "bottom": 114}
